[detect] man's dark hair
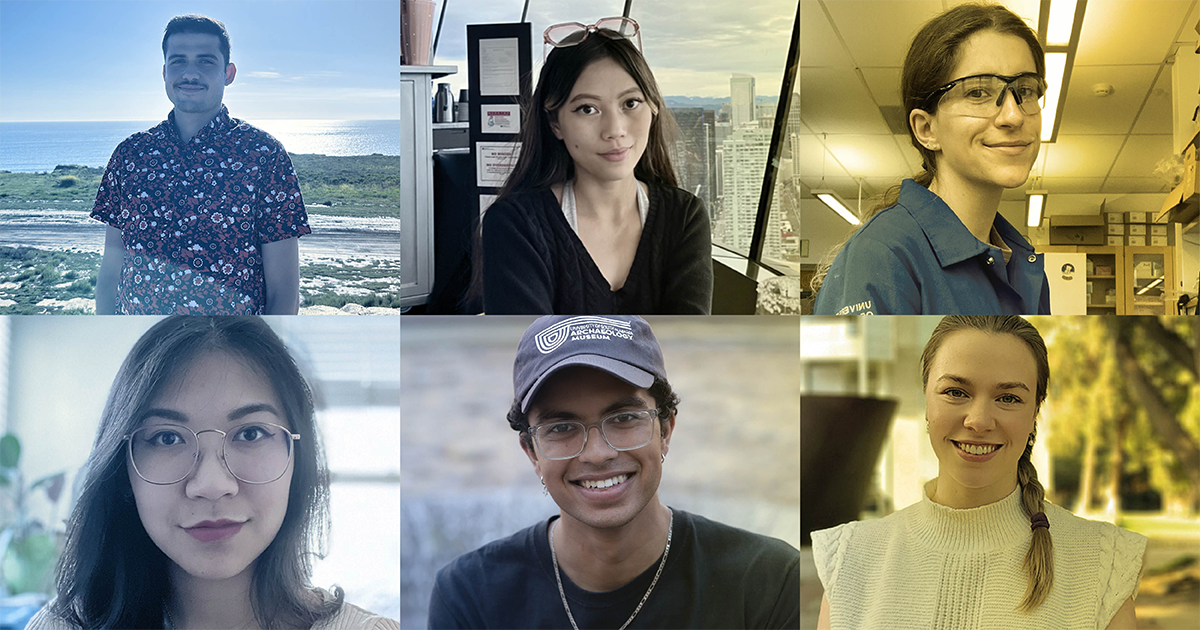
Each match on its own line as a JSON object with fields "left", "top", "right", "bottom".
{"left": 508, "top": 377, "right": 681, "bottom": 452}
{"left": 163, "top": 14, "right": 232, "bottom": 66}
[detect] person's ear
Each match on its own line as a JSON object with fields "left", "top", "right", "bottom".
{"left": 162, "top": 65, "right": 167, "bottom": 82}
{"left": 520, "top": 432, "right": 542, "bottom": 478}
{"left": 910, "top": 108, "right": 941, "bottom": 153}
{"left": 225, "top": 62, "right": 237, "bottom": 86}
{"left": 549, "top": 113, "right": 563, "bottom": 140}
{"left": 660, "top": 410, "right": 676, "bottom": 458}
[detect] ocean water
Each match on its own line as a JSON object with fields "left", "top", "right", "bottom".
{"left": 0, "top": 118, "right": 400, "bottom": 172}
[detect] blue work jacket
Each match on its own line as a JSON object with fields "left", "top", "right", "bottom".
{"left": 813, "top": 179, "right": 1050, "bottom": 315}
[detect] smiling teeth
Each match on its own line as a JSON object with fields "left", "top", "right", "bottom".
{"left": 579, "top": 474, "right": 628, "bottom": 489}
{"left": 957, "top": 442, "right": 999, "bottom": 455}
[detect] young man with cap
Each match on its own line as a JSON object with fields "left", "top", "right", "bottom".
{"left": 93, "top": 14, "right": 308, "bottom": 315}
{"left": 427, "top": 315, "right": 800, "bottom": 629}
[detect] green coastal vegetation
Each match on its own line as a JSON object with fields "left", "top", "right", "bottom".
{"left": 0, "top": 154, "right": 401, "bottom": 313}
{"left": 0, "top": 153, "right": 401, "bottom": 218}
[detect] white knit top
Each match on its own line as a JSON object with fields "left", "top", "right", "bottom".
{"left": 811, "top": 480, "right": 1146, "bottom": 630}
{"left": 26, "top": 588, "right": 398, "bottom": 630}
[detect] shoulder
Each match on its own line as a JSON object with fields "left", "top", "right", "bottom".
{"left": 434, "top": 520, "right": 544, "bottom": 588}
{"left": 26, "top": 601, "right": 79, "bottom": 630}
{"left": 110, "top": 127, "right": 165, "bottom": 159}
{"left": 227, "top": 118, "right": 289, "bottom": 154}
{"left": 645, "top": 182, "right": 705, "bottom": 216}
{"left": 849, "top": 203, "right": 927, "bottom": 254}
{"left": 809, "top": 504, "right": 917, "bottom": 587}
{"left": 313, "top": 598, "right": 399, "bottom": 630}
{"left": 683, "top": 511, "right": 799, "bottom": 567}
{"left": 484, "top": 190, "right": 555, "bottom": 230}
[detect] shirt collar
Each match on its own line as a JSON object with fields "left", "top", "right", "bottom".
{"left": 165, "top": 104, "right": 233, "bottom": 146}
{"left": 898, "top": 179, "right": 1035, "bottom": 268}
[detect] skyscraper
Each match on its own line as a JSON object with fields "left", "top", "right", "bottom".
{"left": 719, "top": 123, "right": 782, "bottom": 256}
{"left": 730, "top": 74, "right": 756, "bottom": 130}
{"left": 668, "top": 107, "right": 717, "bottom": 218}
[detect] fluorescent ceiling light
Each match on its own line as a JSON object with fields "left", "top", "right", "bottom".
{"left": 1136, "top": 277, "right": 1164, "bottom": 296}
{"left": 1046, "top": 0, "right": 1078, "bottom": 46}
{"left": 1041, "top": 52, "right": 1068, "bottom": 142}
{"left": 812, "top": 190, "right": 859, "bottom": 225}
{"left": 1026, "top": 191, "right": 1046, "bottom": 228}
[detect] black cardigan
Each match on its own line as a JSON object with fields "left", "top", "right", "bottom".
{"left": 481, "top": 182, "right": 713, "bottom": 314}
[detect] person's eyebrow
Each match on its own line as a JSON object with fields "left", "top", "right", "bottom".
{"left": 168, "top": 53, "right": 219, "bottom": 61}
{"left": 567, "top": 87, "right": 644, "bottom": 105}
{"left": 139, "top": 403, "right": 281, "bottom": 425}
{"left": 937, "top": 374, "right": 1029, "bottom": 392}
{"left": 531, "top": 395, "right": 650, "bottom": 424}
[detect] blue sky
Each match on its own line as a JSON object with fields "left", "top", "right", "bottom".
{"left": 0, "top": 0, "right": 400, "bottom": 122}
{"left": 429, "top": 0, "right": 797, "bottom": 103}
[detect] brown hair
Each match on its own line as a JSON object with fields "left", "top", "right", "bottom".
{"left": 811, "top": 3, "right": 1045, "bottom": 294}
{"left": 919, "top": 315, "right": 1053, "bottom": 611}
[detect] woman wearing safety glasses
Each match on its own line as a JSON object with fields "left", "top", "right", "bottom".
{"left": 28, "top": 317, "right": 397, "bottom": 630}
{"left": 812, "top": 4, "right": 1051, "bottom": 315}
{"left": 480, "top": 17, "right": 713, "bottom": 314}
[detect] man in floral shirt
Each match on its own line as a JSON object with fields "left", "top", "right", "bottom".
{"left": 93, "top": 15, "right": 309, "bottom": 315}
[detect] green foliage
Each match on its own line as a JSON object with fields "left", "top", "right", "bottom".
{"left": 0, "top": 434, "right": 19, "bottom": 468}
{"left": 54, "top": 175, "right": 79, "bottom": 188}
{"left": 2, "top": 531, "right": 57, "bottom": 594}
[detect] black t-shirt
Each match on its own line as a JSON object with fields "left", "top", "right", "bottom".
{"left": 427, "top": 509, "right": 799, "bottom": 629}
{"left": 481, "top": 183, "right": 713, "bottom": 315}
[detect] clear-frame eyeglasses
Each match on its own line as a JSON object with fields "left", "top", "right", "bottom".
{"left": 543, "top": 17, "right": 642, "bottom": 61}
{"left": 922, "top": 72, "right": 1047, "bottom": 118}
{"left": 526, "top": 409, "right": 659, "bottom": 461}
{"left": 124, "top": 422, "right": 300, "bottom": 485}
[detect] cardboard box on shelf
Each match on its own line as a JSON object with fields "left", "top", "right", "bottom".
{"left": 1106, "top": 235, "right": 1124, "bottom": 246}
{"left": 1151, "top": 236, "right": 1169, "bottom": 247}
{"left": 1126, "top": 211, "right": 1148, "bottom": 223}
{"left": 1051, "top": 215, "right": 1104, "bottom": 226}
{"left": 1150, "top": 225, "right": 1168, "bottom": 236}
{"left": 1127, "top": 235, "right": 1146, "bottom": 246}
{"left": 1129, "top": 224, "right": 1147, "bottom": 236}
{"left": 1105, "top": 211, "right": 1124, "bottom": 224}
{"left": 1107, "top": 223, "right": 1125, "bottom": 235}
{"left": 1050, "top": 225, "right": 1105, "bottom": 245}
{"left": 1094, "top": 264, "right": 1114, "bottom": 276}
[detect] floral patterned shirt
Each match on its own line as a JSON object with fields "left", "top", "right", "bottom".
{"left": 92, "top": 105, "right": 310, "bottom": 314}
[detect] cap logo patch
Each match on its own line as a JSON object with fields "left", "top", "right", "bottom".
{"left": 535, "top": 316, "right": 634, "bottom": 354}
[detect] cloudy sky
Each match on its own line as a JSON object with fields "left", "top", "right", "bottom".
{"left": 430, "top": 0, "right": 797, "bottom": 102}
{"left": 0, "top": 0, "right": 401, "bottom": 121}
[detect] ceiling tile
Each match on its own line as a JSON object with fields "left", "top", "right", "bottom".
{"left": 800, "top": 0, "right": 856, "bottom": 69}
{"left": 800, "top": 67, "right": 891, "bottom": 134}
{"left": 861, "top": 67, "right": 903, "bottom": 108}
{"left": 799, "top": 134, "right": 851, "bottom": 182}
{"left": 1131, "top": 66, "right": 1174, "bottom": 135}
{"left": 1109, "top": 134, "right": 1174, "bottom": 177}
{"left": 825, "top": 135, "right": 912, "bottom": 178}
{"left": 1100, "top": 178, "right": 1172, "bottom": 193}
{"left": 1041, "top": 135, "right": 1125, "bottom": 177}
{"left": 1040, "top": 177, "right": 1108, "bottom": 193}
{"left": 1075, "top": 0, "right": 1193, "bottom": 65}
{"left": 821, "top": 0, "right": 945, "bottom": 68}
{"left": 1057, "top": 65, "right": 1159, "bottom": 135}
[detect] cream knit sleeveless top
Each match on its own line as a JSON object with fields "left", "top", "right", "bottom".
{"left": 811, "top": 480, "right": 1146, "bottom": 630}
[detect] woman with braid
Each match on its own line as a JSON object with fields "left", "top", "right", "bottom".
{"left": 812, "top": 316, "right": 1146, "bottom": 630}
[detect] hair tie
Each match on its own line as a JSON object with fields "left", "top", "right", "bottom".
{"left": 1030, "top": 511, "right": 1049, "bottom": 531}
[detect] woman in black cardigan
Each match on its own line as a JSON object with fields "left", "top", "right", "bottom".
{"left": 481, "top": 17, "right": 712, "bottom": 314}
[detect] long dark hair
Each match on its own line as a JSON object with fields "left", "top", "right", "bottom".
{"left": 811, "top": 3, "right": 1045, "bottom": 293}
{"left": 50, "top": 317, "right": 343, "bottom": 629}
{"left": 467, "top": 29, "right": 680, "bottom": 308}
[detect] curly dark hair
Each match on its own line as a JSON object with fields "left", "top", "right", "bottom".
{"left": 509, "top": 376, "right": 680, "bottom": 452}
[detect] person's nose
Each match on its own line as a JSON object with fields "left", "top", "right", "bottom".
{"left": 993, "top": 88, "right": 1028, "bottom": 127}
{"left": 184, "top": 432, "right": 238, "bottom": 500}
{"left": 961, "top": 400, "right": 998, "bottom": 433}
{"left": 601, "top": 109, "right": 628, "bottom": 142}
{"left": 577, "top": 424, "right": 618, "bottom": 465}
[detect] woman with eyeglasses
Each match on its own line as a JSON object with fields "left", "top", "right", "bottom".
{"left": 479, "top": 17, "right": 713, "bottom": 314}
{"left": 28, "top": 317, "right": 397, "bottom": 630}
{"left": 811, "top": 4, "right": 1051, "bottom": 315}
{"left": 812, "top": 316, "right": 1145, "bottom": 630}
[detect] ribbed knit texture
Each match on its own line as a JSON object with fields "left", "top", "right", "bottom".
{"left": 26, "top": 589, "right": 398, "bottom": 630}
{"left": 811, "top": 480, "right": 1147, "bottom": 630}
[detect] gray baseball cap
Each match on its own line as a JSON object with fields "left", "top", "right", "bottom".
{"left": 514, "top": 316, "right": 667, "bottom": 413}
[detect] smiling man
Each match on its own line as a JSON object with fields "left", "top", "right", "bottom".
{"left": 93, "top": 15, "right": 308, "bottom": 315}
{"left": 427, "top": 316, "right": 800, "bottom": 629}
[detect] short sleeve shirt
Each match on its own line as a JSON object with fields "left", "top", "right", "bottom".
{"left": 92, "top": 105, "right": 310, "bottom": 314}
{"left": 813, "top": 179, "right": 1050, "bottom": 315}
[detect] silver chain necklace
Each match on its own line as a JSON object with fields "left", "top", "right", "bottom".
{"left": 549, "top": 508, "right": 673, "bottom": 630}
